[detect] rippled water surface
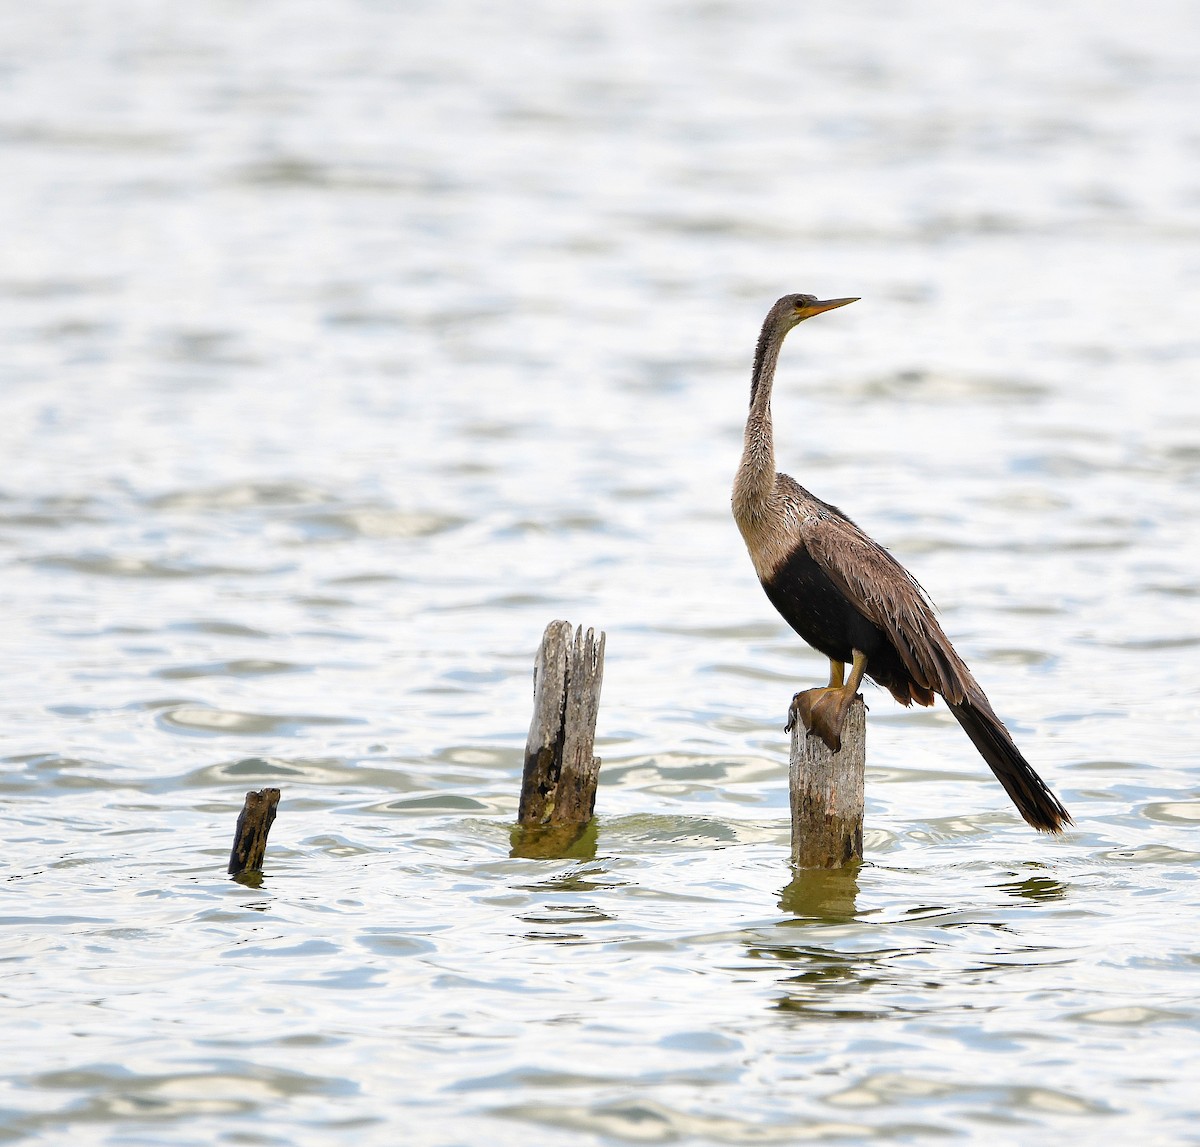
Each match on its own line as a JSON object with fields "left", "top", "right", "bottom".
{"left": 3, "top": 1, "right": 1200, "bottom": 1143}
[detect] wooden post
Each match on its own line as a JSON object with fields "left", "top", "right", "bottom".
{"left": 228, "top": 788, "right": 280, "bottom": 878}
{"left": 517, "top": 621, "right": 605, "bottom": 831}
{"left": 789, "top": 697, "right": 865, "bottom": 869}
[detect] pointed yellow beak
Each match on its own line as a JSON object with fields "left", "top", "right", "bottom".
{"left": 797, "top": 297, "right": 859, "bottom": 320}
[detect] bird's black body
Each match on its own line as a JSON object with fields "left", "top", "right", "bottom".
{"left": 763, "top": 542, "right": 869, "bottom": 661}
{"left": 762, "top": 539, "right": 914, "bottom": 699}
{"left": 733, "top": 293, "right": 1071, "bottom": 834}
{"left": 758, "top": 484, "right": 940, "bottom": 709}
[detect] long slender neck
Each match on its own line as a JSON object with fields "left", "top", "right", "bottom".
{"left": 734, "top": 321, "right": 786, "bottom": 518}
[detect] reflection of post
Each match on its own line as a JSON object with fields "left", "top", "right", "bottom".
{"left": 789, "top": 698, "right": 865, "bottom": 868}
{"left": 515, "top": 621, "right": 605, "bottom": 855}
{"left": 779, "top": 866, "right": 861, "bottom": 920}
{"left": 228, "top": 788, "right": 280, "bottom": 877}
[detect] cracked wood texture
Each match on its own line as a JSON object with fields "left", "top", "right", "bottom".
{"left": 789, "top": 697, "right": 865, "bottom": 869}
{"left": 228, "top": 787, "right": 281, "bottom": 876}
{"left": 518, "top": 621, "right": 605, "bottom": 827}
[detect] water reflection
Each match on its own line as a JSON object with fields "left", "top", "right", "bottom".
{"left": 765, "top": 943, "right": 898, "bottom": 1024}
{"left": 518, "top": 900, "right": 615, "bottom": 944}
{"left": 4, "top": 0, "right": 1199, "bottom": 1140}
{"left": 509, "top": 820, "right": 599, "bottom": 860}
{"left": 778, "top": 864, "right": 862, "bottom": 922}
{"left": 994, "top": 874, "right": 1070, "bottom": 903}
{"left": 230, "top": 870, "right": 267, "bottom": 891}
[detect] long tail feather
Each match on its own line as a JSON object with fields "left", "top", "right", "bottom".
{"left": 949, "top": 699, "right": 1072, "bottom": 833}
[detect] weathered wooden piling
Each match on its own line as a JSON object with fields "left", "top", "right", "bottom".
{"left": 517, "top": 621, "right": 605, "bottom": 830}
{"left": 228, "top": 787, "right": 280, "bottom": 877}
{"left": 789, "top": 697, "right": 865, "bottom": 869}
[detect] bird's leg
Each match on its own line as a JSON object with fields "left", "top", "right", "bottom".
{"left": 786, "top": 650, "right": 868, "bottom": 752}
{"left": 786, "top": 659, "right": 838, "bottom": 733}
{"left": 786, "top": 658, "right": 845, "bottom": 732}
{"left": 784, "top": 660, "right": 844, "bottom": 732}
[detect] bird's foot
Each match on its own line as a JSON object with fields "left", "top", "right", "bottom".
{"left": 786, "top": 685, "right": 858, "bottom": 753}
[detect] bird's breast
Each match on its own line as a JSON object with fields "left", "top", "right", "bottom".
{"left": 733, "top": 497, "right": 806, "bottom": 584}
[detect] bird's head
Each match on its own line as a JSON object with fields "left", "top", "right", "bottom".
{"left": 773, "top": 293, "right": 859, "bottom": 333}
{"left": 744, "top": 291, "right": 859, "bottom": 407}
{"left": 748, "top": 293, "right": 860, "bottom": 404}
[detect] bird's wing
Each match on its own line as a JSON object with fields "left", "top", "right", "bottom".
{"left": 802, "top": 511, "right": 972, "bottom": 703}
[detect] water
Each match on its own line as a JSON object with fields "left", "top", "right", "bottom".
{"left": 2, "top": 0, "right": 1200, "bottom": 1143}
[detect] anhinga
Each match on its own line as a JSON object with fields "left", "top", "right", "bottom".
{"left": 732, "top": 294, "right": 1071, "bottom": 833}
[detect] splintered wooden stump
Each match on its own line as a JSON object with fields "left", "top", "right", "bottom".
{"left": 518, "top": 621, "right": 605, "bottom": 829}
{"left": 789, "top": 697, "right": 865, "bottom": 869}
{"left": 228, "top": 787, "right": 280, "bottom": 877}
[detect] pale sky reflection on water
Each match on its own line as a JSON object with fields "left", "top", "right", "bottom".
{"left": 1, "top": 1, "right": 1199, "bottom": 1144}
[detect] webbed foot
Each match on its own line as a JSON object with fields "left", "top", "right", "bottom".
{"left": 786, "top": 685, "right": 859, "bottom": 753}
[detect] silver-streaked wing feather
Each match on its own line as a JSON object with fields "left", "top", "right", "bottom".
{"left": 800, "top": 508, "right": 973, "bottom": 704}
